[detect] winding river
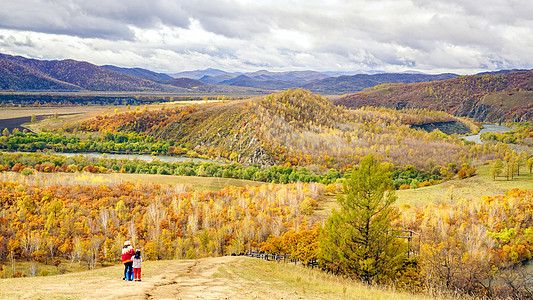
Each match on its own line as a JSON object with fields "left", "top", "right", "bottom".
{"left": 17, "top": 151, "right": 219, "bottom": 164}
{"left": 462, "top": 124, "right": 511, "bottom": 144}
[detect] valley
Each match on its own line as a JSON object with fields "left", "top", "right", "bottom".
{"left": 0, "top": 56, "right": 532, "bottom": 299}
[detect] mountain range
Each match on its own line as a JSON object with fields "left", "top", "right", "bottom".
{"left": 1, "top": 53, "right": 531, "bottom": 102}
{"left": 0, "top": 53, "right": 465, "bottom": 94}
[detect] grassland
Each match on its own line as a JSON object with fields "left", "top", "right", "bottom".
{"left": 395, "top": 163, "right": 533, "bottom": 206}
{"left": 315, "top": 163, "right": 533, "bottom": 215}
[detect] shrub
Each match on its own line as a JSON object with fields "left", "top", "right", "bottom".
{"left": 419, "top": 181, "right": 432, "bottom": 187}
{"left": 11, "top": 272, "right": 27, "bottom": 278}
{"left": 21, "top": 168, "right": 35, "bottom": 176}
{"left": 398, "top": 184, "right": 411, "bottom": 190}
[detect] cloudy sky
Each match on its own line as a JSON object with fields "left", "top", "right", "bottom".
{"left": 0, "top": 0, "right": 532, "bottom": 74}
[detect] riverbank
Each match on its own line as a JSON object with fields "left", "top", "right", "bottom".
{"left": 462, "top": 124, "right": 511, "bottom": 144}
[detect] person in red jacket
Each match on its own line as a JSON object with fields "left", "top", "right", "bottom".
{"left": 121, "top": 241, "right": 135, "bottom": 281}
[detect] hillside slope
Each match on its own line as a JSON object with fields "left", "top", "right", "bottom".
{"left": 0, "top": 53, "right": 183, "bottom": 92}
{"left": 0, "top": 57, "right": 82, "bottom": 91}
{"left": 0, "top": 256, "right": 436, "bottom": 300}
{"left": 80, "top": 89, "right": 482, "bottom": 171}
{"left": 335, "top": 70, "right": 533, "bottom": 122}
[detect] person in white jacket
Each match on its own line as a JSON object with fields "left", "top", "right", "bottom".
{"left": 132, "top": 249, "right": 143, "bottom": 281}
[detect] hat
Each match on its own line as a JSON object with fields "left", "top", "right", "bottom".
{"left": 124, "top": 241, "right": 131, "bottom": 246}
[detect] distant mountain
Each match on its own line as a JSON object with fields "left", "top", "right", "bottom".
{"left": 215, "top": 70, "right": 332, "bottom": 90}
{"left": 335, "top": 70, "right": 533, "bottom": 122}
{"left": 163, "top": 77, "right": 268, "bottom": 94}
{"left": 199, "top": 73, "right": 239, "bottom": 84}
{"left": 475, "top": 69, "right": 529, "bottom": 76}
{"left": 100, "top": 65, "right": 173, "bottom": 82}
{"left": 163, "top": 77, "right": 208, "bottom": 89}
{"left": 0, "top": 53, "right": 183, "bottom": 92}
{"left": 244, "top": 70, "right": 331, "bottom": 82}
{"left": 196, "top": 70, "right": 459, "bottom": 93}
{"left": 170, "top": 68, "right": 232, "bottom": 80}
{"left": 0, "top": 58, "right": 81, "bottom": 91}
{"left": 303, "top": 73, "right": 460, "bottom": 95}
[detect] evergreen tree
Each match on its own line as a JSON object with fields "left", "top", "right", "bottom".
{"left": 319, "top": 155, "right": 405, "bottom": 283}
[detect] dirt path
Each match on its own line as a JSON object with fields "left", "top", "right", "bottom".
{"left": 0, "top": 256, "right": 264, "bottom": 300}
{"left": 143, "top": 257, "right": 246, "bottom": 300}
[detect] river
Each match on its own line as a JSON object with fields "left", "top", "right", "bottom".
{"left": 15, "top": 151, "right": 220, "bottom": 164}
{"left": 462, "top": 124, "right": 511, "bottom": 144}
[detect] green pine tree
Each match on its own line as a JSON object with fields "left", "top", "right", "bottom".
{"left": 319, "top": 154, "right": 406, "bottom": 283}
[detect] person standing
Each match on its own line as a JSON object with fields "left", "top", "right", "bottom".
{"left": 121, "top": 241, "right": 135, "bottom": 281}
{"left": 132, "top": 249, "right": 143, "bottom": 281}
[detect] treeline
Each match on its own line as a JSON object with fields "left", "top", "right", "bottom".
{"left": 0, "top": 151, "right": 464, "bottom": 193}
{"left": 0, "top": 95, "right": 170, "bottom": 107}
{"left": 0, "top": 131, "right": 174, "bottom": 156}
{"left": 490, "top": 150, "right": 533, "bottom": 180}
{"left": 0, "top": 151, "right": 342, "bottom": 185}
{"left": 0, "top": 151, "right": 459, "bottom": 188}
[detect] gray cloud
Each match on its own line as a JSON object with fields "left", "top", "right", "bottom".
{"left": 0, "top": 0, "right": 532, "bottom": 73}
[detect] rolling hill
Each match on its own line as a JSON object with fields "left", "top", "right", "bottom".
{"left": 80, "top": 89, "right": 481, "bottom": 171}
{"left": 0, "top": 53, "right": 183, "bottom": 92}
{"left": 335, "top": 70, "right": 533, "bottom": 122}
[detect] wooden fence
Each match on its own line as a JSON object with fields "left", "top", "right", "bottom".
{"left": 233, "top": 250, "right": 319, "bottom": 267}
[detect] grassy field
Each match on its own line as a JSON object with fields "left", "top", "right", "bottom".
{"left": 395, "top": 163, "right": 533, "bottom": 206}
{"left": 315, "top": 163, "right": 532, "bottom": 214}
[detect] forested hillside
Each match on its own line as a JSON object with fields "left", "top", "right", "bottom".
{"left": 100, "top": 65, "right": 174, "bottom": 82}
{"left": 79, "top": 89, "right": 496, "bottom": 172}
{"left": 303, "top": 73, "right": 459, "bottom": 94}
{"left": 0, "top": 58, "right": 82, "bottom": 91}
{"left": 0, "top": 53, "right": 183, "bottom": 92}
{"left": 335, "top": 70, "right": 533, "bottom": 122}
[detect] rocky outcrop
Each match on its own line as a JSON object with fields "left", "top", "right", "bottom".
{"left": 411, "top": 121, "right": 471, "bottom": 135}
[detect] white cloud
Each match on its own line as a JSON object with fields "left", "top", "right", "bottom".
{"left": 0, "top": 0, "right": 532, "bottom": 74}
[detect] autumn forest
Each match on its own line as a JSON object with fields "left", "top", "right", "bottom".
{"left": 0, "top": 67, "right": 533, "bottom": 299}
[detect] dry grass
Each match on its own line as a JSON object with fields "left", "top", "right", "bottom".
{"left": 0, "top": 171, "right": 263, "bottom": 191}
{"left": 315, "top": 164, "right": 532, "bottom": 215}
{"left": 395, "top": 164, "right": 533, "bottom": 206}
{"left": 219, "top": 257, "right": 455, "bottom": 300}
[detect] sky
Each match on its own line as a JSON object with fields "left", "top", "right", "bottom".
{"left": 0, "top": 0, "right": 532, "bottom": 75}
